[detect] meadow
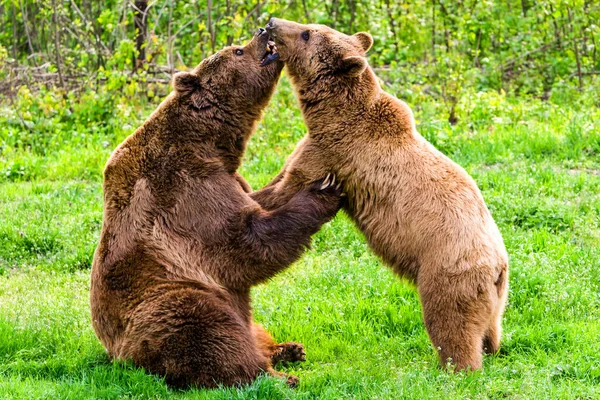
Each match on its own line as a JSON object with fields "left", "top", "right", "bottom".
{"left": 0, "top": 68, "right": 599, "bottom": 399}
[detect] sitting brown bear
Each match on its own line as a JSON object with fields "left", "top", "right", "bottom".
{"left": 90, "top": 30, "right": 341, "bottom": 389}
{"left": 254, "top": 19, "right": 509, "bottom": 372}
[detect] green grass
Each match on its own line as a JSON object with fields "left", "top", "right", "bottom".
{"left": 1, "top": 76, "right": 599, "bottom": 399}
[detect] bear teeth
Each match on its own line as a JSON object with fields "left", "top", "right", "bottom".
{"left": 260, "top": 41, "right": 279, "bottom": 67}
{"left": 265, "top": 41, "right": 277, "bottom": 54}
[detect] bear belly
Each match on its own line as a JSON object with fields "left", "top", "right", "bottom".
{"left": 343, "top": 189, "right": 420, "bottom": 282}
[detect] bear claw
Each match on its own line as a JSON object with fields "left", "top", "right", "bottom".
{"left": 321, "top": 173, "right": 333, "bottom": 189}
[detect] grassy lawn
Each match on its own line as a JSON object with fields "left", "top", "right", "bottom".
{"left": 0, "top": 77, "right": 599, "bottom": 399}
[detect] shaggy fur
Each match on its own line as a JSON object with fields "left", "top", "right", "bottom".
{"left": 90, "top": 30, "right": 342, "bottom": 389}
{"left": 251, "top": 19, "right": 509, "bottom": 371}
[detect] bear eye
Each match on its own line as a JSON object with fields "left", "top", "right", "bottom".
{"left": 235, "top": 49, "right": 243, "bottom": 56}
{"left": 301, "top": 31, "right": 310, "bottom": 41}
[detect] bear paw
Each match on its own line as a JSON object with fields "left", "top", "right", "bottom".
{"left": 285, "top": 374, "right": 300, "bottom": 388}
{"left": 271, "top": 342, "right": 306, "bottom": 365}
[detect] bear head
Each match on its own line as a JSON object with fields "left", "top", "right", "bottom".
{"left": 264, "top": 18, "right": 373, "bottom": 84}
{"left": 172, "top": 29, "right": 284, "bottom": 116}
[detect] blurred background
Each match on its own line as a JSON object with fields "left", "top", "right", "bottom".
{"left": 1, "top": 0, "right": 598, "bottom": 106}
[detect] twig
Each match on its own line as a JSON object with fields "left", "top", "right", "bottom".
{"left": 59, "top": 16, "right": 96, "bottom": 55}
{"left": 11, "top": 3, "right": 17, "bottom": 60}
{"left": 68, "top": 0, "right": 110, "bottom": 53}
{"left": 385, "top": 0, "right": 400, "bottom": 55}
{"left": 242, "top": 1, "right": 269, "bottom": 23}
{"left": 173, "top": 14, "right": 203, "bottom": 38}
{"left": 301, "top": 0, "right": 309, "bottom": 20}
{"left": 501, "top": 39, "right": 559, "bottom": 71}
{"left": 12, "top": 62, "right": 51, "bottom": 72}
{"left": 5, "top": 89, "right": 34, "bottom": 134}
{"left": 474, "top": 29, "right": 482, "bottom": 68}
{"left": 207, "top": 0, "right": 214, "bottom": 53}
{"left": 568, "top": 71, "right": 600, "bottom": 78}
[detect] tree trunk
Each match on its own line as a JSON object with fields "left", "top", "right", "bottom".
{"left": 11, "top": 3, "right": 17, "bottom": 60}
{"left": 134, "top": 0, "right": 148, "bottom": 71}
{"left": 431, "top": 0, "right": 436, "bottom": 61}
{"left": 207, "top": 0, "right": 215, "bottom": 53}
{"left": 18, "top": 0, "right": 36, "bottom": 63}
{"left": 51, "top": 0, "right": 65, "bottom": 88}
{"left": 301, "top": 0, "right": 309, "bottom": 20}
{"left": 520, "top": 0, "right": 527, "bottom": 17}
{"left": 385, "top": 0, "right": 400, "bottom": 56}
{"left": 225, "top": 0, "right": 233, "bottom": 45}
{"left": 568, "top": 7, "right": 583, "bottom": 91}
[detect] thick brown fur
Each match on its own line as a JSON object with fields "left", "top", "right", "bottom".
{"left": 251, "top": 19, "right": 509, "bottom": 372}
{"left": 90, "top": 30, "right": 342, "bottom": 389}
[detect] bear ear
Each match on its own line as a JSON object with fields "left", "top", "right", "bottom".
{"left": 353, "top": 32, "right": 373, "bottom": 52}
{"left": 338, "top": 56, "right": 368, "bottom": 78}
{"left": 173, "top": 71, "right": 199, "bottom": 94}
{"left": 173, "top": 71, "right": 210, "bottom": 110}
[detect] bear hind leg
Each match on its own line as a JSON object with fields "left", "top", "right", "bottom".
{"left": 119, "top": 287, "right": 268, "bottom": 389}
{"left": 252, "top": 323, "right": 305, "bottom": 364}
{"left": 252, "top": 323, "right": 305, "bottom": 387}
{"left": 483, "top": 266, "right": 508, "bottom": 355}
{"left": 423, "top": 309, "right": 486, "bottom": 371}
{"left": 420, "top": 278, "right": 492, "bottom": 372}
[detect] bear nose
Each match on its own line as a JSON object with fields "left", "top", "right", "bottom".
{"left": 265, "top": 18, "right": 277, "bottom": 31}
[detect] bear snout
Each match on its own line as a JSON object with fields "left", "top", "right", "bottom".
{"left": 265, "top": 18, "right": 282, "bottom": 40}
{"left": 265, "top": 18, "right": 278, "bottom": 30}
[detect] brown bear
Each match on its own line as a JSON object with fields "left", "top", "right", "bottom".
{"left": 90, "top": 29, "right": 342, "bottom": 389}
{"left": 253, "top": 19, "right": 509, "bottom": 372}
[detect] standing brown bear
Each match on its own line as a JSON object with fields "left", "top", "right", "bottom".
{"left": 90, "top": 29, "right": 342, "bottom": 389}
{"left": 254, "top": 19, "right": 509, "bottom": 372}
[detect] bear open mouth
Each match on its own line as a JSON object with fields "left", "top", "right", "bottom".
{"left": 260, "top": 41, "right": 280, "bottom": 67}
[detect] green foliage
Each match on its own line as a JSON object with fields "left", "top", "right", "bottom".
{"left": 1, "top": 0, "right": 599, "bottom": 95}
{"left": 0, "top": 0, "right": 599, "bottom": 398}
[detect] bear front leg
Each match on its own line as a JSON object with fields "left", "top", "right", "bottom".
{"left": 249, "top": 175, "right": 304, "bottom": 210}
{"left": 250, "top": 138, "right": 328, "bottom": 210}
{"left": 234, "top": 172, "right": 252, "bottom": 193}
{"left": 483, "top": 266, "right": 508, "bottom": 355}
{"left": 260, "top": 170, "right": 286, "bottom": 190}
{"left": 236, "top": 175, "right": 342, "bottom": 285}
